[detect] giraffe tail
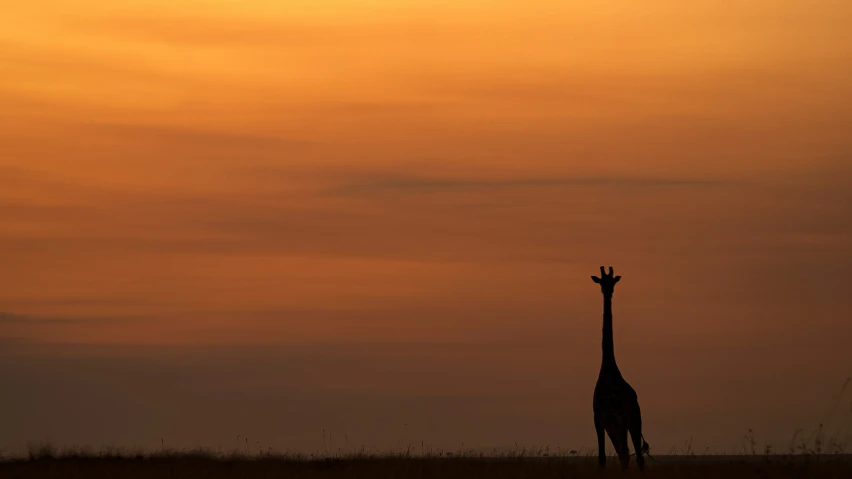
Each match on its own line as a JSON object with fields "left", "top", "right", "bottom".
{"left": 641, "top": 434, "right": 658, "bottom": 462}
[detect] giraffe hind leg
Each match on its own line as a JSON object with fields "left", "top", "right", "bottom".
{"left": 606, "top": 426, "right": 630, "bottom": 470}
{"left": 629, "top": 419, "right": 645, "bottom": 472}
{"left": 629, "top": 402, "right": 647, "bottom": 472}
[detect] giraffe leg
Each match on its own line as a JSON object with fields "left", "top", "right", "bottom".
{"left": 606, "top": 427, "right": 630, "bottom": 471}
{"left": 617, "top": 429, "right": 631, "bottom": 471}
{"left": 629, "top": 418, "right": 645, "bottom": 473}
{"left": 595, "top": 414, "right": 606, "bottom": 468}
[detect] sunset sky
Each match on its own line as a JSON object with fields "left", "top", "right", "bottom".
{"left": 1, "top": 0, "right": 851, "bottom": 455}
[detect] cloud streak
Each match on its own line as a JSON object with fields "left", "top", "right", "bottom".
{"left": 332, "top": 174, "right": 734, "bottom": 195}
{"left": 0, "top": 312, "right": 144, "bottom": 325}
{"left": 0, "top": 312, "right": 76, "bottom": 325}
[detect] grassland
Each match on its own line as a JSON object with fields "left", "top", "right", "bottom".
{"left": 3, "top": 378, "right": 849, "bottom": 478}
{"left": 2, "top": 449, "right": 851, "bottom": 479}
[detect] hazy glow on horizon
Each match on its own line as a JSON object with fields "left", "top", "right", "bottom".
{"left": 1, "top": 0, "right": 851, "bottom": 454}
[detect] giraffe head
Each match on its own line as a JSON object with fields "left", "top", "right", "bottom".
{"left": 591, "top": 266, "right": 621, "bottom": 296}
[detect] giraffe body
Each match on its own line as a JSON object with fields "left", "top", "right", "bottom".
{"left": 591, "top": 266, "right": 648, "bottom": 471}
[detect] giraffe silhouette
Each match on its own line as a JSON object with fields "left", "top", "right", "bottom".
{"left": 591, "top": 266, "right": 649, "bottom": 471}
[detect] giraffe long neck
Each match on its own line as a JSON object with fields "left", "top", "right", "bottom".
{"left": 601, "top": 294, "right": 618, "bottom": 370}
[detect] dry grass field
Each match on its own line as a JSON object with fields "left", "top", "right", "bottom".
{"left": 2, "top": 449, "right": 850, "bottom": 479}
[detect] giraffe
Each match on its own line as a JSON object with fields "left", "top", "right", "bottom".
{"left": 591, "top": 266, "right": 649, "bottom": 471}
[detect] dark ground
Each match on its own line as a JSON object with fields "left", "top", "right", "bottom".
{"left": 1, "top": 454, "right": 851, "bottom": 479}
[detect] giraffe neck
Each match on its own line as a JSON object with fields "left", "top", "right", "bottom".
{"left": 601, "top": 294, "right": 619, "bottom": 371}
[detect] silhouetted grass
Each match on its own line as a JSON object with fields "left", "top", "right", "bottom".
{"left": 3, "top": 378, "right": 849, "bottom": 477}
{"left": 4, "top": 439, "right": 852, "bottom": 479}
{"left": 1, "top": 451, "right": 851, "bottom": 479}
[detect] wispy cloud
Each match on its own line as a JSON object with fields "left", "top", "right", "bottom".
{"left": 0, "top": 312, "right": 68, "bottom": 324}
{"left": 332, "top": 174, "right": 733, "bottom": 195}
{"left": 85, "top": 123, "right": 314, "bottom": 155}
{"left": 0, "top": 312, "right": 145, "bottom": 325}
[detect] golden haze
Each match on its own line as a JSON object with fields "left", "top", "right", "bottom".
{"left": 1, "top": 0, "right": 851, "bottom": 454}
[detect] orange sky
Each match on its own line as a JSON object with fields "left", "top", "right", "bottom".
{"left": 1, "top": 0, "right": 851, "bottom": 455}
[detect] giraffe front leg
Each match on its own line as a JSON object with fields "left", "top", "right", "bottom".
{"left": 594, "top": 415, "right": 606, "bottom": 468}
